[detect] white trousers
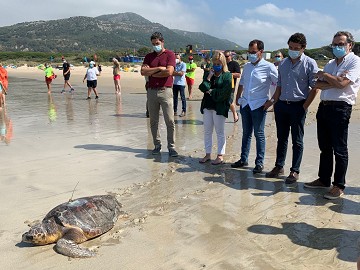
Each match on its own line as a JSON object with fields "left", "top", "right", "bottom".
{"left": 203, "top": 109, "right": 226, "bottom": 155}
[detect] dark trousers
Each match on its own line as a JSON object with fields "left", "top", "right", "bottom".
{"left": 316, "top": 101, "right": 352, "bottom": 189}
{"left": 172, "top": 85, "right": 186, "bottom": 113}
{"left": 274, "top": 100, "right": 306, "bottom": 173}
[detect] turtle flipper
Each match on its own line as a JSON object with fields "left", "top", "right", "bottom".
{"left": 55, "top": 238, "right": 96, "bottom": 258}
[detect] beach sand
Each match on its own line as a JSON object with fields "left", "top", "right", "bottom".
{"left": 1, "top": 65, "right": 360, "bottom": 269}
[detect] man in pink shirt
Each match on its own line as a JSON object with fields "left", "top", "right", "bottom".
{"left": 141, "top": 32, "right": 178, "bottom": 157}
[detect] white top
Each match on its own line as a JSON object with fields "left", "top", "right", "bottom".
{"left": 86, "top": 67, "right": 99, "bottom": 81}
{"left": 320, "top": 52, "right": 360, "bottom": 105}
{"left": 239, "top": 59, "right": 278, "bottom": 110}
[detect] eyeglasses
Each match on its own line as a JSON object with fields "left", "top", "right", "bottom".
{"left": 274, "top": 55, "right": 281, "bottom": 58}
{"left": 329, "top": 43, "right": 347, "bottom": 48}
{"left": 225, "top": 55, "right": 230, "bottom": 58}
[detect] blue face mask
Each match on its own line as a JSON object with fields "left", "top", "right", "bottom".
{"left": 288, "top": 49, "right": 301, "bottom": 59}
{"left": 274, "top": 57, "right": 281, "bottom": 62}
{"left": 89, "top": 64, "right": 94, "bottom": 68}
{"left": 213, "top": 65, "right": 222, "bottom": 72}
{"left": 153, "top": 44, "right": 162, "bottom": 53}
{"left": 248, "top": 53, "right": 258, "bottom": 63}
{"left": 332, "top": 46, "right": 347, "bottom": 58}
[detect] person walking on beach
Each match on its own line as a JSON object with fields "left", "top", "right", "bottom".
{"left": 173, "top": 54, "right": 187, "bottom": 117}
{"left": 186, "top": 55, "right": 197, "bottom": 99}
{"left": 303, "top": 31, "right": 360, "bottom": 199}
{"left": 112, "top": 58, "right": 122, "bottom": 94}
{"left": 61, "top": 59, "right": 74, "bottom": 94}
{"left": 140, "top": 32, "right": 178, "bottom": 157}
{"left": 231, "top": 40, "right": 278, "bottom": 174}
{"left": 224, "top": 50, "right": 241, "bottom": 123}
{"left": 263, "top": 33, "right": 319, "bottom": 186}
{"left": 44, "top": 63, "right": 56, "bottom": 94}
{"left": 198, "top": 51, "right": 232, "bottom": 165}
{"left": 0, "top": 63, "right": 8, "bottom": 109}
{"left": 83, "top": 61, "right": 100, "bottom": 100}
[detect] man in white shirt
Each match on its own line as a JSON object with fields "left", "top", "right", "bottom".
{"left": 231, "top": 39, "right": 278, "bottom": 174}
{"left": 304, "top": 31, "right": 360, "bottom": 199}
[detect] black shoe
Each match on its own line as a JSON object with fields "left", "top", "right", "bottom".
{"left": 231, "top": 160, "right": 248, "bottom": 168}
{"left": 284, "top": 171, "right": 299, "bottom": 186}
{"left": 146, "top": 111, "right": 149, "bottom": 118}
{"left": 86, "top": 97, "right": 91, "bottom": 100}
{"left": 265, "top": 166, "right": 284, "bottom": 178}
{"left": 95, "top": 96, "right": 99, "bottom": 99}
{"left": 169, "top": 148, "right": 178, "bottom": 157}
{"left": 152, "top": 145, "right": 161, "bottom": 155}
{"left": 253, "top": 165, "right": 264, "bottom": 174}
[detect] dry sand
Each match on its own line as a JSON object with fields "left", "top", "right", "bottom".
{"left": 1, "top": 65, "right": 360, "bottom": 269}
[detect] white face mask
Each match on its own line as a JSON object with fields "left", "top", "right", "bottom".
{"left": 176, "top": 59, "right": 180, "bottom": 64}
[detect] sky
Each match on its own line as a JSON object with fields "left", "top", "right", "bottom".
{"left": 2, "top": 0, "right": 360, "bottom": 51}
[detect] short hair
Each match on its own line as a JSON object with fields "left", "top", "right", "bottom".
{"left": 333, "top": 31, "right": 355, "bottom": 48}
{"left": 212, "top": 51, "right": 229, "bottom": 72}
{"left": 274, "top": 51, "right": 283, "bottom": 58}
{"left": 288, "top": 33, "right": 307, "bottom": 48}
{"left": 150, "top": 32, "right": 164, "bottom": 41}
{"left": 248, "top": 40, "right": 264, "bottom": 51}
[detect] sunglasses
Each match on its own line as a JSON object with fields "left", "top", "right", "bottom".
{"left": 225, "top": 55, "right": 230, "bottom": 58}
{"left": 275, "top": 55, "right": 281, "bottom": 57}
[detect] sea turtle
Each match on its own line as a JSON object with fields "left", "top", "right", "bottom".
{"left": 22, "top": 195, "right": 122, "bottom": 258}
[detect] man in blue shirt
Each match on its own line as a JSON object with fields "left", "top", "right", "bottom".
{"left": 264, "top": 33, "right": 319, "bottom": 186}
{"left": 173, "top": 54, "right": 187, "bottom": 117}
{"left": 231, "top": 39, "right": 278, "bottom": 174}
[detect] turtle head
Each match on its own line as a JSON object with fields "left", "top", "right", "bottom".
{"left": 22, "top": 219, "right": 61, "bottom": 245}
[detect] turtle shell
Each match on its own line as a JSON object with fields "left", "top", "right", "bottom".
{"left": 43, "top": 195, "right": 122, "bottom": 239}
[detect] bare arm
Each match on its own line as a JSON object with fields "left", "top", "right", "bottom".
{"left": 303, "top": 88, "right": 320, "bottom": 109}
{"left": 151, "top": 65, "right": 174, "bottom": 77}
{"left": 173, "top": 70, "right": 185, "bottom": 76}
{"left": 235, "top": 84, "right": 244, "bottom": 106}
{"left": 232, "top": 72, "right": 241, "bottom": 79}
{"left": 141, "top": 64, "right": 166, "bottom": 76}
{"left": 263, "top": 86, "right": 282, "bottom": 110}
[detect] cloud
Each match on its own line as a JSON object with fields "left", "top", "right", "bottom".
{"left": 221, "top": 4, "right": 339, "bottom": 50}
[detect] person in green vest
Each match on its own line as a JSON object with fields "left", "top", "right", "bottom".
{"left": 185, "top": 55, "right": 197, "bottom": 99}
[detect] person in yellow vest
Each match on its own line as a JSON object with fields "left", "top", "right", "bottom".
{"left": 185, "top": 55, "right": 197, "bottom": 99}
{"left": 44, "top": 63, "right": 56, "bottom": 94}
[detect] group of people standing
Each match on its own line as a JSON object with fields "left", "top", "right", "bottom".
{"left": 141, "top": 30, "right": 360, "bottom": 200}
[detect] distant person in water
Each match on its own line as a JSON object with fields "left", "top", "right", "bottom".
{"left": 44, "top": 63, "right": 56, "bottom": 94}
{"left": 61, "top": 59, "right": 74, "bottom": 94}
{"left": 83, "top": 61, "right": 100, "bottom": 100}
{"left": 112, "top": 58, "right": 122, "bottom": 94}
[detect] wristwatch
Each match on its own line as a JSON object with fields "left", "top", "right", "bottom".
{"left": 270, "top": 98, "right": 275, "bottom": 103}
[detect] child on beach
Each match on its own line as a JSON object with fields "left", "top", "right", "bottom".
{"left": 44, "top": 63, "right": 56, "bottom": 94}
{"left": 83, "top": 61, "right": 100, "bottom": 100}
{"left": 112, "top": 58, "right": 122, "bottom": 94}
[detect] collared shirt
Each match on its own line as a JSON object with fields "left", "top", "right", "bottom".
{"left": 173, "top": 61, "right": 187, "bottom": 86}
{"left": 143, "top": 49, "right": 176, "bottom": 88}
{"left": 278, "top": 54, "right": 318, "bottom": 101}
{"left": 320, "top": 52, "right": 360, "bottom": 105}
{"left": 239, "top": 59, "right": 278, "bottom": 110}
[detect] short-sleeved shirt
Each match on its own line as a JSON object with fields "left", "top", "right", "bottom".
{"left": 320, "top": 52, "right": 360, "bottom": 105}
{"left": 186, "top": 62, "right": 197, "bottom": 79}
{"left": 143, "top": 49, "right": 176, "bottom": 88}
{"left": 63, "top": 62, "right": 70, "bottom": 75}
{"left": 227, "top": 60, "right": 241, "bottom": 89}
{"left": 44, "top": 67, "right": 53, "bottom": 78}
{"left": 86, "top": 67, "right": 99, "bottom": 81}
{"left": 173, "top": 62, "right": 187, "bottom": 86}
{"left": 277, "top": 54, "right": 318, "bottom": 101}
{"left": 240, "top": 59, "right": 278, "bottom": 110}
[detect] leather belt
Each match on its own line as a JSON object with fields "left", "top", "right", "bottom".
{"left": 321, "top": 100, "right": 348, "bottom": 106}
{"left": 279, "top": 99, "right": 305, "bottom": 104}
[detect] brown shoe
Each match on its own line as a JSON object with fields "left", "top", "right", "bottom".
{"left": 265, "top": 166, "right": 284, "bottom": 178}
{"left": 304, "top": 178, "right": 329, "bottom": 189}
{"left": 285, "top": 171, "right": 299, "bottom": 186}
{"left": 323, "top": 186, "right": 344, "bottom": 200}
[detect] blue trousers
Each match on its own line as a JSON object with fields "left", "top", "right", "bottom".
{"left": 172, "top": 85, "right": 186, "bottom": 113}
{"left": 273, "top": 100, "right": 306, "bottom": 173}
{"left": 240, "top": 105, "right": 267, "bottom": 166}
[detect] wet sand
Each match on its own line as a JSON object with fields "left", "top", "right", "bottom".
{"left": 1, "top": 66, "right": 360, "bottom": 269}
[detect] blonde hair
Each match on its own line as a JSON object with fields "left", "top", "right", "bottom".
{"left": 212, "top": 51, "right": 228, "bottom": 72}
